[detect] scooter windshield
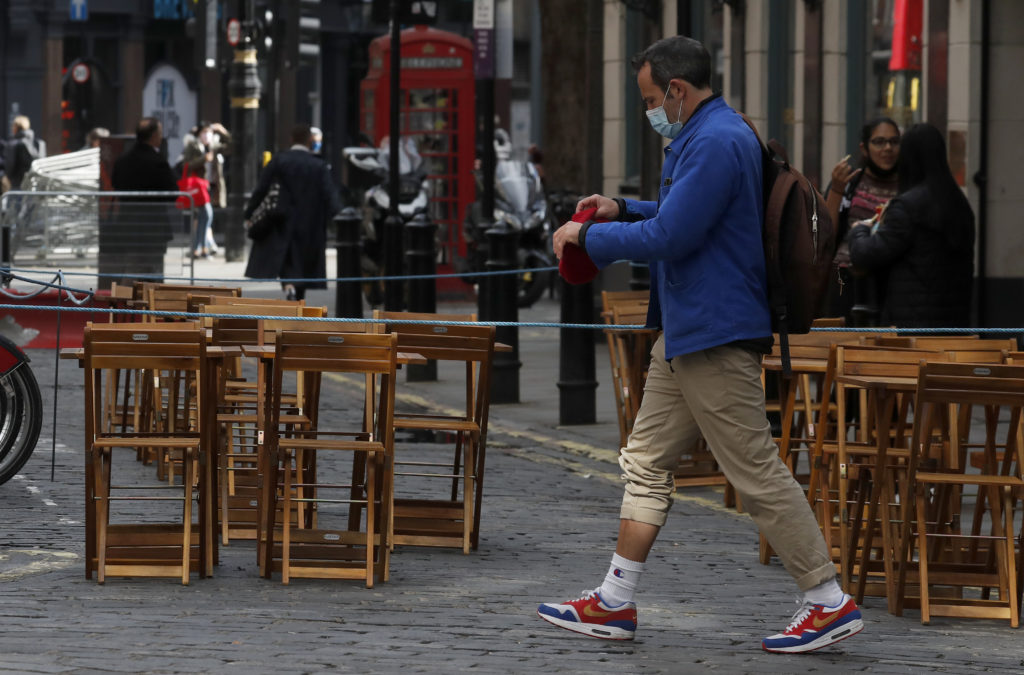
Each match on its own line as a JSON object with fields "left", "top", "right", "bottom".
{"left": 495, "top": 162, "right": 532, "bottom": 216}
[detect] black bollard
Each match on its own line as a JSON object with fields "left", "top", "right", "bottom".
{"left": 557, "top": 276, "right": 597, "bottom": 424}
{"left": 552, "top": 194, "right": 597, "bottom": 424}
{"left": 334, "top": 208, "right": 364, "bottom": 318}
{"left": 479, "top": 224, "right": 521, "bottom": 404}
{"left": 404, "top": 212, "right": 438, "bottom": 381}
{"left": 383, "top": 212, "right": 405, "bottom": 311}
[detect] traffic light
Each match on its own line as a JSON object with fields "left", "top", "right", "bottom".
{"left": 286, "top": 0, "right": 322, "bottom": 68}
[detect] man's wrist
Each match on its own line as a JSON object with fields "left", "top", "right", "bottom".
{"left": 612, "top": 197, "right": 628, "bottom": 220}
{"left": 578, "top": 220, "right": 594, "bottom": 252}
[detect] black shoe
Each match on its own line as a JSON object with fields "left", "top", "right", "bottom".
{"left": 285, "top": 288, "right": 297, "bottom": 302}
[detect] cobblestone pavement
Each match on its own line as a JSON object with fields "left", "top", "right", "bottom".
{"left": 1, "top": 287, "right": 1023, "bottom": 674}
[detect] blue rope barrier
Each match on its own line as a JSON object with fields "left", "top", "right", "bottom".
{"left": 2, "top": 302, "right": 1021, "bottom": 335}
{"left": 0, "top": 265, "right": 560, "bottom": 285}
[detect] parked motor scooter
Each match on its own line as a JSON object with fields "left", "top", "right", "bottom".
{"left": 342, "top": 138, "right": 430, "bottom": 306}
{"left": 460, "top": 130, "right": 554, "bottom": 308}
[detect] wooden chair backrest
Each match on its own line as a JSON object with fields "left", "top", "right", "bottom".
{"left": 374, "top": 309, "right": 477, "bottom": 323}
{"left": 84, "top": 323, "right": 204, "bottom": 372}
{"left": 915, "top": 361, "right": 1024, "bottom": 409}
{"left": 1004, "top": 350, "right": 1024, "bottom": 364}
{"left": 811, "top": 317, "right": 846, "bottom": 328}
{"left": 273, "top": 330, "right": 397, "bottom": 377}
{"left": 215, "top": 296, "right": 305, "bottom": 307}
{"left": 835, "top": 344, "right": 947, "bottom": 378}
{"left": 145, "top": 285, "right": 240, "bottom": 321}
{"left": 601, "top": 290, "right": 649, "bottom": 324}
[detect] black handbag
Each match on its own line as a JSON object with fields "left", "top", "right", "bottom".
{"left": 247, "top": 180, "right": 287, "bottom": 240}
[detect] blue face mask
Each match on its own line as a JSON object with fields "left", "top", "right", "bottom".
{"left": 646, "top": 86, "right": 683, "bottom": 139}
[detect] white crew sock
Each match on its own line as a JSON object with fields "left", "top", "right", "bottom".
{"left": 598, "top": 553, "right": 645, "bottom": 606}
{"left": 803, "top": 578, "right": 845, "bottom": 608}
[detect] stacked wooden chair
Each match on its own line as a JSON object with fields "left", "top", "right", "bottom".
{"left": 83, "top": 321, "right": 214, "bottom": 584}
{"left": 260, "top": 328, "right": 398, "bottom": 586}
{"left": 373, "top": 311, "right": 496, "bottom": 553}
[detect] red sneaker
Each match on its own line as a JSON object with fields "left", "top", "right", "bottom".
{"left": 537, "top": 589, "right": 637, "bottom": 641}
{"left": 762, "top": 594, "right": 864, "bottom": 653}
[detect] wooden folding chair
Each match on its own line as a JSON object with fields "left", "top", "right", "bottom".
{"left": 202, "top": 304, "right": 329, "bottom": 544}
{"left": 600, "top": 291, "right": 651, "bottom": 449}
{"left": 374, "top": 311, "right": 496, "bottom": 553}
{"left": 895, "top": 362, "right": 1024, "bottom": 626}
{"left": 260, "top": 329, "right": 398, "bottom": 586}
{"left": 83, "top": 322, "right": 213, "bottom": 584}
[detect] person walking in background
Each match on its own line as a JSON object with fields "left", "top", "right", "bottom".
{"left": 538, "top": 35, "right": 862, "bottom": 654}
{"left": 84, "top": 127, "right": 110, "bottom": 149}
{"left": 4, "top": 115, "right": 46, "bottom": 190}
{"left": 178, "top": 158, "right": 213, "bottom": 259}
{"left": 110, "top": 117, "right": 178, "bottom": 283}
{"left": 244, "top": 124, "right": 342, "bottom": 301}
{"left": 823, "top": 117, "right": 901, "bottom": 325}
{"left": 847, "top": 122, "right": 974, "bottom": 328}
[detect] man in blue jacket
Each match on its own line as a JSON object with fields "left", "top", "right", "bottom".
{"left": 537, "top": 36, "right": 863, "bottom": 654}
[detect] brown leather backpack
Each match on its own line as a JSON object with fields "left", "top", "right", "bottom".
{"left": 742, "top": 116, "right": 837, "bottom": 373}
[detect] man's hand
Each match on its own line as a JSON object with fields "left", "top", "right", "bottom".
{"left": 575, "top": 194, "right": 619, "bottom": 220}
{"left": 552, "top": 220, "right": 583, "bottom": 260}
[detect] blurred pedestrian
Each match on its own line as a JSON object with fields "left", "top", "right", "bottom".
{"left": 244, "top": 124, "right": 342, "bottom": 301}
{"left": 110, "top": 117, "right": 178, "bottom": 283}
{"left": 177, "top": 158, "right": 213, "bottom": 259}
{"left": 823, "top": 116, "right": 900, "bottom": 324}
{"left": 84, "top": 127, "right": 110, "bottom": 149}
{"left": 4, "top": 115, "right": 46, "bottom": 190}
{"left": 848, "top": 122, "right": 974, "bottom": 328}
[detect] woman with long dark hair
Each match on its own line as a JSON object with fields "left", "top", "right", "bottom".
{"left": 847, "top": 122, "right": 975, "bottom": 327}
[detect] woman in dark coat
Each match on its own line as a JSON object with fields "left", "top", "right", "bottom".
{"left": 847, "top": 123, "right": 975, "bottom": 328}
{"left": 244, "top": 124, "right": 342, "bottom": 300}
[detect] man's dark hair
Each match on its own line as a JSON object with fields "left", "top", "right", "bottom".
{"left": 136, "top": 117, "right": 161, "bottom": 144}
{"left": 631, "top": 36, "right": 711, "bottom": 91}
{"left": 291, "top": 124, "right": 313, "bottom": 147}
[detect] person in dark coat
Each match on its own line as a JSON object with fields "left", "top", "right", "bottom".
{"left": 244, "top": 124, "right": 342, "bottom": 300}
{"left": 4, "top": 115, "right": 46, "bottom": 190}
{"left": 109, "top": 117, "right": 179, "bottom": 284}
{"left": 847, "top": 122, "right": 975, "bottom": 328}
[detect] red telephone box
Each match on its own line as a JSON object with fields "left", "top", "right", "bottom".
{"left": 360, "top": 25, "right": 476, "bottom": 268}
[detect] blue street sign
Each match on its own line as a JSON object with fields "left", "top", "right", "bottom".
{"left": 70, "top": 0, "right": 88, "bottom": 21}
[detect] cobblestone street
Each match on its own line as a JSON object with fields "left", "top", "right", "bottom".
{"left": 1, "top": 293, "right": 1023, "bottom": 674}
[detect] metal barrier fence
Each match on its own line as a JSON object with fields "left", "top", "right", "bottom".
{"left": 0, "top": 190, "right": 197, "bottom": 285}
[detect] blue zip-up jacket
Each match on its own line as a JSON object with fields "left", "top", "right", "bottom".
{"left": 582, "top": 96, "right": 770, "bottom": 360}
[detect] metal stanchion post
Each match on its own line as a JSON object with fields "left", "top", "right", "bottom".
{"left": 481, "top": 224, "right": 521, "bottom": 404}
{"left": 334, "top": 208, "right": 364, "bottom": 318}
{"left": 405, "top": 211, "right": 438, "bottom": 381}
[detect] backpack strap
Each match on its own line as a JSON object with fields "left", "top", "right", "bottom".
{"left": 765, "top": 170, "right": 797, "bottom": 378}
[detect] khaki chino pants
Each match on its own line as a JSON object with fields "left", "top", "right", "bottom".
{"left": 618, "top": 334, "right": 835, "bottom": 591}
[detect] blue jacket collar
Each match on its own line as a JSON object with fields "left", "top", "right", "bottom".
{"left": 665, "top": 93, "right": 725, "bottom": 155}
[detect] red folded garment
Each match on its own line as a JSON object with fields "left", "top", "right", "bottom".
{"left": 559, "top": 207, "right": 601, "bottom": 285}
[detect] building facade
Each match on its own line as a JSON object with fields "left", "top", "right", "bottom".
{"left": 600, "top": 0, "right": 1023, "bottom": 327}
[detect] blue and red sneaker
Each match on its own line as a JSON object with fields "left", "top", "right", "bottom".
{"left": 762, "top": 594, "right": 864, "bottom": 653}
{"left": 537, "top": 589, "right": 637, "bottom": 641}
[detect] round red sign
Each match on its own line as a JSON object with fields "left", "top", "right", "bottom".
{"left": 71, "top": 62, "right": 90, "bottom": 84}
